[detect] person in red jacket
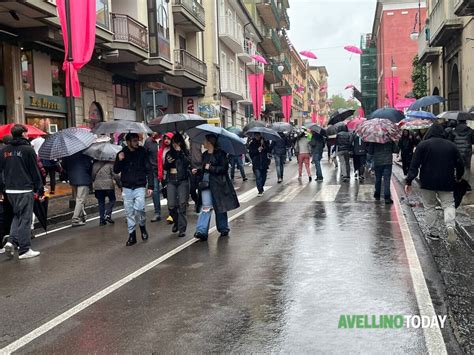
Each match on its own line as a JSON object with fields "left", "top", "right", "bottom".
{"left": 157, "top": 132, "right": 174, "bottom": 223}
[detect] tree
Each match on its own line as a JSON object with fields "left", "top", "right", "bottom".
{"left": 411, "top": 55, "right": 427, "bottom": 99}
{"left": 328, "top": 94, "right": 360, "bottom": 111}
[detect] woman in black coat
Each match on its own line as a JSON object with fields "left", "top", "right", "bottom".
{"left": 398, "top": 129, "right": 415, "bottom": 176}
{"left": 194, "top": 134, "right": 239, "bottom": 241}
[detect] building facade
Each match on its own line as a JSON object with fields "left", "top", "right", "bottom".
{"left": 360, "top": 34, "right": 378, "bottom": 116}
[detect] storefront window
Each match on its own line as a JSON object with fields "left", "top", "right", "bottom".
{"left": 96, "top": 0, "right": 109, "bottom": 29}
{"left": 26, "top": 115, "right": 66, "bottom": 133}
{"left": 21, "top": 50, "right": 34, "bottom": 91}
{"left": 113, "top": 82, "right": 136, "bottom": 110}
{"left": 148, "top": 0, "right": 170, "bottom": 57}
{"left": 51, "top": 60, "right": 65, "bottom": 97}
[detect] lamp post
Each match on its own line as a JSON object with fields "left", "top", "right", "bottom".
{"left": 410, "top": 0, "right": 421, "bottom": 41}
{"left": 391, "top": 56, "right": 397, "bottom": 108}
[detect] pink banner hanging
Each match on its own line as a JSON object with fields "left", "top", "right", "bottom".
{"left": 281, "top": 94, "right": 292, "bottom": 122}
{"left": 248, "top": 73, "right": 264, "bottom": 119}
{"left": 57, "top": 0, "right": 96, "bottom": 97}
{"left": 358, "top": 107, "right": 365, "bottom": 118}
{"left": 385, "top": 76, "right": 400, "bottom": 108}
{"left": 311, "top": 112, "right": 317, "bottom": 123}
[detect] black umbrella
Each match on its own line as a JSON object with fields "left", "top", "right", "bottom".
{"left": 38, "top": 127, "right": 95, "bottom": 160}
{"left": 149, "top": 113, "right": 207, "bottom": 133}
{"left": 408, "top": 95, "right": 446, "bottom": 111}
{"left": 437, "top": 111, "right": 474, "bottom": 121}
{"left": 326, "top": 125, "right": 337, "bottom": 137}
{"left": 328, "top": 108, "right": 355, "bottom": 125}
{"left": 369, "top": 108, "right": 405, "bottom": 123}
{"left": 304, "top": 122, "right": 325, "bottom": 135}
{"left": 243, "top": 120, "right": 266, "bottom": 133}
{"left": 454, "top": 179, "right": 471, "bottom": 208}
{"left": 334, "top": 121, "right": 347, "bottom": 132}
{"left": 83, "top": 142, "right": 123, "bottom": 161}
{"left": 33, "top": 196, "right": 49, "bottom": 231}
{"left": 271, "top": 122, "right": 293, "bottom": 133}
{"left": 93, "top": 120, "right": 152, "bottom": 134}
{"left": 245, "top": 127, "right": 282, "bottom": 141}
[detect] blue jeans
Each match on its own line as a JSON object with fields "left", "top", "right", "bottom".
{"left": 274, "top": 154, "right": 285, "bottom": 180}
{"left": 287, "top": 147, "right": 293, "bottom": 160}
{"left": 374, "top": 165, "right": 392, "bottom": 199}
{"left": 152, "top": 175, "right": 161, "bottom": 216}
{"left": 95, "top": 189, "right": 116, "bottom": 222}
{"left": 122, "top": 187, "right": 146, "bottom": 234}
{"left": 229, "top": 155, "right": 246, "bottom": 179}
{"left": 312, "top": 152, "right": 323, "bottom": 179}
{"left": 195, "top": 189, "right": 229, "bottom": 236}
{"left": 253, "top": 168, "right": 267, "bottom": 193}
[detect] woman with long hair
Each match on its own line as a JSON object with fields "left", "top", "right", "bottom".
{"left": 163, "top": 133, "right": 191, "bottom": 237}
{"left": 194, "top": 134, "right": 240, "bottom": 241}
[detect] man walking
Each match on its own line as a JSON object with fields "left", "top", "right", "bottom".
{"left": 248, "top": 133, "right": 270, "bottom": 196}
{"left": 309, "top": 130, "right": 326, "bottom": 181}
{"left": 271, "top": 132, "right": 287, "bottom": 183}
{"left": 144, "top": 132, "right": 161, "bottom": 222}
{"left": 229, "top": 154, "right": 247, "bottom": 182}
{"left": 448, "top": 117, "right": 473, "bottom": 181}
{"left": 0, "top": 125, "right": 43, "bottom": 259}
{"left": 405, "top": 125, "right": 464, "bottom": 242}
{"left": 368, "top": 141, "right": 399, "bottom": 204}
{"left": 62, "top": 151, "right": 93, "bottom": 227}
{"left": 335, "top": 125, "right": 352, "bottom": 181}
{"left": 114, "top": 133, "right": 153, "bottom": 246}
{"left": 351, "top": 132, "right": 367, "bottom": 181}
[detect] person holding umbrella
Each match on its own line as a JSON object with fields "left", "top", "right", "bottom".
{"left": 249, "top": 133, "right": 271, "bottom": 195}
{"left": 144, "top": 132, "right": 162, "bottom": 222}
{"left": 270, "top": 132, "right": 288, "bottom": 183}
{"left": 308, "top": 127, "right": 326, "bottom": 181}
{"left": 368, "top": 140, "right": 400, "bottom": 204}
{"left": 447, "top": 117, "right": 473, "bottom": 180}
{"left": 157, "top": 132, "right": 174, "bottom": 223}
{"left": 163, "top": 134, "right": 191, "bottom": 238}
{"left": 114, "top": 133, "right": 153, "bottom": 246}
{"left": 335, "top": 125, "right": 352, "bottom": 182}
{"left": 398, "top": 130, "right": 415, "bottom": 176}
{"left": 295, "top": 129, "right": 312, "bottom": 182}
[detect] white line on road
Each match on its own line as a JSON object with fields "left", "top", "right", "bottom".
{"left": 391, "top": 182, "right": 447, "bottom": 354}
{"left": 0, "top": 205, "right": 256, "bottom": 354}
{"left": 312, "top": 185, "right": 341, "bottom": 202}
{"left": 238, "top": 186, "right": 272, "bottom": 203}
{"left": 269, "top": 184, "right": 306, "bottom": 202}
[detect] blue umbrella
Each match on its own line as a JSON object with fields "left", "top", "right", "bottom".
{"left": 38, "top": 127, "right": 95, "bottom": 160}
{"left": 405, "top": 111, "right": 437, "bottom": 120}
{"left": 245, "top": 127, "right": 282, "bottom": 141}
{"left": 408, "top": 95, "right": 445, "bottom": 111}
{"left": 369, "top": 108, "right": 405, "bottom": 123}
{"left": 187, "top": 124, "right": 246, "bottom": 155}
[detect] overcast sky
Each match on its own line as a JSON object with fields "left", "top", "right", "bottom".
{"left": 287, "top": 0, "right": 377, "bottom": 99}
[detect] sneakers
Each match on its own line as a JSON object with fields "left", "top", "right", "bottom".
{"left": 427, "top": 234, "right": 441, "bottom": 241}
{"left": 277, "top": 179, "right": 282, "bottom": 184}
{"left": 243, "top": 177, "right": 248, "bottom": 181}
{"left": 447, "top": 227, "right": 456, "bottom": 243}
{"left": 385, "top": 198, "right": 394, "bottom": 205}
{"left": 257, "top": 192, "right": 264, "bottom": 197}
{"left": 4, "top": 242, "right": 15, "bottom": 258}
{"left": 72, "top": 221, "right": 86, "bottom": 227}
{"left": 150, "top": 215, "right": 161, "bottom": 223}
{"left": 18, "top": 249, "right": 40, "bottom": 260}
{"left": 316, "top": 177, "right": 324, "bottom": 181}
{"left": 166, "top": 216, "right": 174, "bottom": 224}
{"left": 309, "top": 176, "right": 312, "bottom": 182}
{"left": 106, "top": 215, "right": 115, "bottom": 224}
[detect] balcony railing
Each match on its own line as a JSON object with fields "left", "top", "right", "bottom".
{"left": 454, "top": 0, "right": 474, "bottom": 16}
{"left": 174, "top": 49, "right": 207, "bottom": 81}
{"left": 280, "top": 8, "right": 290, "bottom": 29}
{"left": 429, "top": 0, "right": 463, "bottom": 46}
{"left": 112, "top": 14, "right": 148, "bottom": 51}
{"left": 265, "top": 92, "right": 282, "bottom": 110}
{"left": 174, "top": 0, "right": 205, "bottom": 26}
{"left": 244, "top": 39, "right": 256, "bottom": 56}
{"left": 219, "top": 16, "right": 244, "bottom": 48}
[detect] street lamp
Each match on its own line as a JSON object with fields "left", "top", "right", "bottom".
{"left": 277, "top": 64, "right": 284, "bottom": 72}
{"left": 391, "top": 56, "right": 397, "bottom": 108}
{"left": 410, "top": 0, "right": 421, "bottom": 41}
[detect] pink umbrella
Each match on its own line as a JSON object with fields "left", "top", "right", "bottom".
{"left": 344, "top": 45, "right": 363, "bottom": 55}
{"left": 300, "top": 50, "right": 318, "bottom": 60}
{"left": 344, "top": 84, "right": 354, "bottom": 90}
{"left": 296, "top": 86, "right": 305, "bottom": 93}
{"left": 251, "top": 54, "right": 267, "bottom": 65}
{"left": 347, "top": 117, "right": 366, "bottom": 131}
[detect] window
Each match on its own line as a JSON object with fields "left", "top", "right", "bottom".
{"left": 51, "top": 60, "right": 65, "bottom": 97}
{"left": 179, "top": 36, "right": 186, "bottom": 51}
{"left": 21, "top": 50, "right": 34, "bottom": 91}
{"left": 96, "top": 0, "right": 109, "bottom": 29}
{"left": 148, "top": 0, "right": 169, "bottom": 57}
{"left": 113, "top": 82, "right": 136, "bottom": 110}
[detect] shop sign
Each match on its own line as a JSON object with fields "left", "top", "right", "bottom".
{"left": 25, "top": 92, "right": 67, "bottom": 113}
{"left": 183, "top": 97, "right": 198, "bottom": 114}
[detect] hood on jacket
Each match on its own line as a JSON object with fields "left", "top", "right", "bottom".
{"left": 424, "top": 124, "right": 446, "bottom": 140}
{"left": 10, "top": 138, "right": 31, "bottom": 146}
{"left": 454, "top": 122, "right": 472, "bottom": 134}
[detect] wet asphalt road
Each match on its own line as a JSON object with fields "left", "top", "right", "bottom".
{"left": 0, "top": 158, "right": 454, "bottom": 353}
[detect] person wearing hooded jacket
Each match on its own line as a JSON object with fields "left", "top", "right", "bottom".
{"left": 249, "top": 133, "right": 271, "bottom": 195}
{"left": 157, "top": 132, "right": 174, "bottom": 223}
{"left": 335, "top": 125, "right": 352, "bottom": 181}
{"left": 270, "top": 132, "right": 288, "bottom": 183}
{"left": 447, "top": 119, "right": 473, "bottom": 180}
{"left": 405, "top": 124, "right": 464, "bottom": 243}
{"left": 0, "top": 125, "right": 44, "bottom": 259}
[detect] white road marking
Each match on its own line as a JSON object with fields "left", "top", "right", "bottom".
{"left": 312, "top": 185, "right": 341, "bottom": 202}
{"left": 0, "top": 205, "right": 256, "bottom": 354}
{"left": 270, "top": 184, "right": 306, "bottom": 202}
{"left": 238, "top": 186, "right": 272, "bottom": 203}
{"left": 356, "top": 184, "right": 374, "bottom": 201}
{"left": 391, "top": 182, "right": 447, "bottom": 354}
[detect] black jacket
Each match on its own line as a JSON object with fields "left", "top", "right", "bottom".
{"left": 0, "top": 138, "right": 43, "bottom": 194}
{"left": 448, "top": 122, "right": 473, "bottom": 158}
{"left": 249, "top": 139, "right": 270, "bottom": 170}
{"left": 398, "top": 134, "right": 415, "bottom": 155}
{"left": 270, "top": 136, "right": 287, "bottom": 156}
{"left": 114, "top": 146, "right": 153, "bottom": 190}
{"left": 309, "top": 133, "right": 326, "bottom": 154}
{"left": 144, "top": 137, "right": 159, "bottom": 172}
{"left": 164, "top": 149, "right": 191, "bottom": 182}
{"left": 351, "top": 133, "right": 367, "bottom": 156}
{"left": 336, "top": 131, "right": 352, "bottom": 152}
{"left": 62, "top": 152, "right": 93, "bottom": 186}
{"left": 406, "top": 125, "right": 464, "bottom": 191}
{"left": 202, "top": 149, "right": 240, "bottom": 213}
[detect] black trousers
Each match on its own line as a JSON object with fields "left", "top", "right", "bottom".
{"left": 6, "top": 192, "right": 34, "bottom": 254}
{"left": 401, "top": 152, "right": 413, "bottom": 176}
{"left": 45, "top": 166, "right": 57, "bottom": 192}
{"left": 167, "top": 180, "right": 190, "bottom": 233}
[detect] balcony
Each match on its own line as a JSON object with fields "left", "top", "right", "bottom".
{"left": 279, "top": 8, "right": 290, "bottom": 29}
{"left": 238, "top": 39, "right": 256, "bottom": 63}
{"left": 219, "top": 16, "right": 244, "bottom": 53}
{"left": 454, "top": 0, "right": 474, "bottom": 16}
{"left": 278, "top": 54, "right": 291, "bottom": 74}
{"left": 261, "top": 29, "right": 282, "bottom": 57}
{"left": 107, "top": 14, "right": 148, "bottom": 62}
{"left": 256, "top": 0, "right": 280, "bottom": 28}
{"left": 172, "top": 0, "right": 205, "bottom": 32}
{"left": 264, "top": 64, "right": 283, "bottom": 84}
{"left": 221, "top": 72, "right": 245, "bottom": 100}
{"left": 265, "top": 92, "right": 282, "bottom": 111}
{"left": 172, "top": 49, "right": 207, "bottom": 87}
{"left": 247, "top": 51, "right": 265, "bottom": 73}
{"left": 418, "top": 27, "right": 442, "bottom": 64}
{"left": 429, "top": 0, "right": 463, "bottom": 47}
{"left": 274, "top": 79, "right": 292, "bottom": 95}
{"left": 238, "top": 84, "right": 253, "bottom": 106}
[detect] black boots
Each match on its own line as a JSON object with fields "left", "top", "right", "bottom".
{"left": 126, "top": 231, "right": 137, "bottom": 246}
{"left": 140, "top": 225, "right": 149, "bottom": 241}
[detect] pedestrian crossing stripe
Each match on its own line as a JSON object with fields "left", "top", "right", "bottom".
{"left": 356, "top": 184, "right": 374, "bottom": 201}
{"left": 312, "top": 185, "right": 341, "bottom": 202}
{"left": 269, "top": 184, "right": 307, "bottom": 202}
{"left": 238, "top": 186, "right": 272, "bottom": 203}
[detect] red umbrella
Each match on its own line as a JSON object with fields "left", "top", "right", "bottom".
{"left": 300, "top": 50, "right": 318, "bottom": 59}
{"left": 0, "top": 123, "right": 46, "bottom": 140}
{"left": 251, "top": 54, "right": 267, "bottom": 65}
{"left": 344, "top": 45, "right": 363, "bottom": 55}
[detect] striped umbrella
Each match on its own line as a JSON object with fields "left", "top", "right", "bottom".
{"left": 38, "top": 127, "right": 95, "bottom": 160}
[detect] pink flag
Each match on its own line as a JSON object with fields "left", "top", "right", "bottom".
{"left": 311, "top": 112, "right": 317, "bottom": 123}
{"left": 385, "top": 76, "right": 400, "bottom": 107}
{"left": 281, "top": 95, "right": 292, "bottom": 123}
{"left": 57, "top": 0, "right": 96, "bottom": 97}
{"left": 248, "top": 73, "right": 264, "bottom": 119}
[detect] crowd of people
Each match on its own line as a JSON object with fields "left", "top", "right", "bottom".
{"left": 0, "top": 115, "right": 472, "bottom": 259}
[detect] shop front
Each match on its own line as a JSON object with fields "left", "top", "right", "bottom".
{"left": 24, "top": 92, "right": 67, "bottom": 133}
